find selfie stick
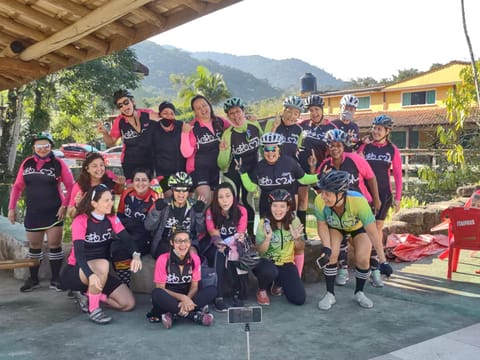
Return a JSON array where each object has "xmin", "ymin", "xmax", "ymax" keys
[{"xmin": 245, "ymin": 323, "xmax": 251, "ymax": 360}]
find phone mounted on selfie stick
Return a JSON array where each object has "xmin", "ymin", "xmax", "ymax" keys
[{"xmin": 228, "ymin": 306, "xmax": 262, "ymax": 360}]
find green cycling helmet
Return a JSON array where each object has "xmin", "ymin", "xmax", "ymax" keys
[
  {"xmin": 168, "ymin": 172, "xmax": 193, "ymax": 188},
  {"xmin": 224, "ymin": 97, "xmax": 246, "ymax": 113}
]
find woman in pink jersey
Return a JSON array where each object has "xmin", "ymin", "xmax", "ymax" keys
[
  {"xmin": 8, "ymin": 132, "xmax": 74, "ymax": 292},
  {"xmin": 67, "ymin": 152, "xmax": 125, "ymax": 217},
  {"xmin": 61, "ymin": 184, "xmax": 142, "ymax": 324},
  {"xmin": 181, "ymin": 94, "xmax": 230, "ymax": 207}
]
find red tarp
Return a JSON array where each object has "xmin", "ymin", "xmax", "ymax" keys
[{"xmin": 385, "ymin": 233, "xmax": 449, "ymax": 262}]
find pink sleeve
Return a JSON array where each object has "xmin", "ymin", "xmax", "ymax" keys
[
  {"xmin": 68, "ymin": 183, "xmax": 82, "ymax": 207},
  {"xmin": 220, "ymin": 116, "xmax": 231, "ymax": 129},
  {"xmin": 154, "ymin": 253, "xmax": 169, "ymax": 284},
  {"xmin": 317, "ymin": 159, "xmax": 329, "ymax": 174},
  {"xmin": 357, "ymin": 143, "xmax": 366, "ymax": 154},
  {"xmin": 237, "ymin": 206, "xmax": 248, "ymax": 233},
  {"xmin": 392, "ymin": 146, "xmax": 403, "ymax": 201},
  {"xmin": 72, "ymin": 215, "xmax": 88, "ymax": 241},
  {"xmin": 205, "ymin": 208, "xmax": 216, "ymax": 233},
  {"xmin": 110, "ymin": 117, "xmax": 121, "ymax": 140},
  {"xmin": 180, "ymin": 130, "xmax": 196, "ymax": 158},
  {"xmin": 106, "ymin": 170, "xmax": 117, "ymax": 181},
  {"xmin": 59, "ymin": 159, "xmax": 75, "ymax": 207},
  {"xmin": 8, "ymin": 159, "xmax": 27, "ymax": 210},
  {"xmin": 109, "ymin": 215, "xmax": 126, "ymax": 233},
  {"xmin": 192, "ymin": 253, "xmax": 201, "ymax": 282}
]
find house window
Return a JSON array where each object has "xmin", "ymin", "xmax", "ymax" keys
[
  {"xmin": 402, "ymin": 90, "xmax": 436, "ymax": 106},
  {"xmin": 357, "ymin": 96, "xmax": 370, "ymax": 110},
  {"xmin": 391, "ymin": 131, "xmax": 406, "ymax": 148}
]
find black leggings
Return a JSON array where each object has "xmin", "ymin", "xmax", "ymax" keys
[
  {"xmin": 253, "ymin": 259, "xmax": 306, "ymax": 305},
  {"xmin": 151, "ymin": 286, "xmax": 217, "ymax": 316}
]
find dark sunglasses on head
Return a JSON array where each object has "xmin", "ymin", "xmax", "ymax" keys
[
  {"xmin": 116, "ymin": 99, "xmax": 130, "ymax": 109},
  {"xmin": 172, "ymin": 187, "xmax": 189, "ymax": 192},
  {"xmin": 263, "ymin": 146, "xmax": 277, "ymax": 152}
]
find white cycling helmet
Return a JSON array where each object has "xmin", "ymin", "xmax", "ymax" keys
[
  {"xmin": 261, "ymin": 132, "xmax": 285, "ymax": 146},
  {"xmin": 283, "ymin": 96, "xmax": 304, "ymax": 112},
  {"xmin": 340, "ymin": 94, "xmax": 359, "ymax": 108}
]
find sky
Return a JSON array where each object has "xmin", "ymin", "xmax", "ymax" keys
[{"xmin": 149, "ymin": 0, "xmax": 480, "ymax": 82}]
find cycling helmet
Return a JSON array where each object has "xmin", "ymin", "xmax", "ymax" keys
[
  {"xmin": 304, "ymin": 95, "xmax": 325, "ymax": 109},
  {"xmin": 283, "ymin": 96, "xmax": 304, "ymax": 112},
  {"xmin": 316, "ymin": 170, "xmax": 350, "ymax": 194},
  {"xmin": 168, "ymin": 172, "xmax": 193, "ymax": 188},
  {"xmin": 268, "ymin": 189, "xmax": 293, "ymax": 205},
  {"xmin": 340, "ymin": 94, "xmax": 359, "ymax": 108},
  {"xmin": 261, "ymin": 132, "xmax": 284, "ymax": 146},
  {"xmin": 324, "ymin": 129, "xmax": 349, "ymax": 145},
  {"xmin": 32, "ymin": 132, "xmax": 54, "ymax": 146},
  {"xmin": 372, "ymin": 115, "xmax": 394, "ymax": 129},
  {"xmin": 223, "ymin": 97, "xmax": 246, "ymax": 113},
  {"xmin": 113, "ymin": 89, "xmax": 133, "ymax": 105}
]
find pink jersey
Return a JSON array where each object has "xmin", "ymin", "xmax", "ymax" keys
[{"xmin": 154, "ymin": 251, "xmax": 201, "ymax": 284}]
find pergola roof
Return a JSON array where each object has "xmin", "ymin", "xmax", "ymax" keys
[{"xmin": 0, "ymin": 0, "xmax": 241, "ymax": 91}]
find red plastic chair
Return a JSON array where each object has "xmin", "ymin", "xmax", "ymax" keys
[{"xmin": 441, "ymin": 206, "xmax": 480, "ymax": 280}]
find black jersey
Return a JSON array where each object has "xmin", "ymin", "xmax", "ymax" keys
[
  {"xmin": 298, "ymin": 119, "xmax": 337, "ymax": 171},
  {"xmin": 153, "ymin": 120, "xmax": 186, "ymax": 176},
  {"xmin": 118, "ymin": 111, "xmax": 154, "ymax": 164},
  {"xmin": 274, "ymin": 121, "xmax": 303, "ymax": 160},
  {"xmin": 228, "ymin": 123, "xmax": 261, "ymax": 172}
]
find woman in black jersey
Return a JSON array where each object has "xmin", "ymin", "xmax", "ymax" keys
[
  {"xmin": 8, "ymin": 132, "xmax": 74, "ymax": 292},
  {"xmin": 152, "ymin": 101, "xmax": 187, "ymax": 195},
  {"xmin": 60, "ymin": 184, "xmax": 142, "ymax": 324}
]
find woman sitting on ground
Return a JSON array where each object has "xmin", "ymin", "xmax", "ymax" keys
[
  {"xmin": 253, "ymin": 189, "xmax": 306, "ymax": 306},
  {"xmin": 147, "ymin": 228, "xmax": 216, "ymax": 329},
  {"xmin": 60, "ymin": 184, "xmax": 142, "ymax": 324}
]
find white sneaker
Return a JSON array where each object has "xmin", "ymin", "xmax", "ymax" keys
[
  {"xmin": 318, "ymin": 292, "xmax": 336, "ymax": 310},
  {"xmin": 354, "ymin": 291, "xmax": 373, "ymax": 308},
  {"xmin": 370, "ymin": 269, "xmax": 384, "ymax": 287},
  {"xmin": 336, "ymin": 268, "xmax": 349, "ymax": 286}
]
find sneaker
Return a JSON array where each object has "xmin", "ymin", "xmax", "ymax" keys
[
  {"xmin": 232, "ymin": 295, "xmax": 244, "ymax": 307},
  {"xmin": 354, "ymin": 291, "xmax": 373, "ymax": 308},
  {"xmin": 192, "ymin": 306, "xmax": 214, "ymax": 326},
  {"xmin": 214, "ymin": 297, "xmax": 228, "ymax": 312},
  {"xmin": 161, "ymin": 313, "xmax": 173, "ymax": 329},
  {"xmin": 73, "ymin": 291, "xmax": 89, "ymax": 313},
  {"xmin": 370, "ymin": 269, "xmax": 384, "ymax": 288},
  {"xmin": 270, "ymin": 283, "xmax": 283, "ymax": 297},
  {"xmin": 89, "ymin": 308, "xmax": 112, "ymax": 324},
  {"xmin": 49, "ymin": 280, "xmax": 63, "ymax": 292},
  {"xmin": 66, "ymin": 290, "xmax": 75, "ymax": 299},
  {"xmin": 20, "ymin": 278, "xmax": 40, "ymax": 292},
  {"xmin": 336, "ymin": 268, "xmax": 349, "ymax": 286},
  {"xmin": 318, "ymin": 292, "xmax": 336, "ymax": 310},
  {"xmin": 201, "ymin": 313, "xmax": 214, "ymax": 326},
  {"xmin": 256, "ymin": 290, "xmax": 270, "ymax": 305}
]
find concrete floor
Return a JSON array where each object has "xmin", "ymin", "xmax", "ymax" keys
[{"xmin": 1, "ymin": 251, "xmax": 480, "ymax": 360}]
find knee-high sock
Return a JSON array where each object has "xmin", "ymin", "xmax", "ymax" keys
[
  {"xmin": 28, "ymin": 248, "xmax": 43, "ymax": 281},
  {"xmin": 88, "ymin": 292, "xmax": 102, "ymax": 313},
  {"xmin": 294, "ymin": 254, "xmax": 305, "ymax": 277},
  {"xmin": 354, "ymin": 267, "xmax": 371, "ymax": 294},
  {"xmin": 48, "ymin": 247, "xmax": 64, "ymax": 281},
  {"xmin": 323, "ymin": 264, "xmax": 338, "ymax": 295}
]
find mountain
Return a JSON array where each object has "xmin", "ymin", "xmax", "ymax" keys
[
  {"xmin": 130, "ymin": 41, "xmax": 346, "ymax": 103},
  {"xmin": 131, "ymin": 41, "xmax": 282, "ymax": 102},
  {"xmin": 191, "ymin": 52, "xmax": 345, "ymax": 91}
]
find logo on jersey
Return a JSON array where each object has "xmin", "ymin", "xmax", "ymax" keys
[
  {"xmin": 258, "ymin": 172, "xmax": 295, "ymax": 186},
  {"xmin": 231, "ymin": 137, "xmax": 260, "ymax": 155},
  {"xmin": 364, "ymin": 151, "xmax": 392, "ymax": 163},
  {"xmin": 23, "ymin": 166, "xmax": 56, "ymax": 178}
]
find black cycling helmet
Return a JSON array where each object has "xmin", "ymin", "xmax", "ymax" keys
[
  {"xmin": 304, "ymin": 95, "xmax": 325, "ymax": 109},
  {"xmin": 268, "ymin": 189, "xmax": 293, "ymax": 205},
  {"xmin": 168, "ymin": 171, "xmax": 193, "ymax": 188},
  {"xmin": 32, "ymin": 132, "xmax": 54, "ymax": 146},
  {"xmin": 224, "ymin": 97, "xmax": 246, "ymax": 113},
  {"xmin": 316, "ymin": 170, "xmax": 350, "ymax": 194},
  {"xmin": 372, "ymin": 114, "xmax": 394, "ymax": 129},
  {"xmin": 113, "ymin": 89, "xmax": 133, "ymax": 105}
]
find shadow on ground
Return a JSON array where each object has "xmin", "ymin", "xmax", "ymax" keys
[{"xmin": 1, "ymin": 251, "xmax": 479, "ymax": 360}]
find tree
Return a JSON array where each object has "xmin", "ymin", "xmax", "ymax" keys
[
  {"xmin": 391, "ymin": 68, "xmax": 420, "ymax": 82},
  {"xmin": 461, "ymin": 0, "xmax": 480, "ymax": 106},
  {"xmin": 171, "ymin": 65, "xmax": 231, "ymax": 107},
  {"xmin": 348, "ymin": 77, "xmax": 378, "ymax": 88}
]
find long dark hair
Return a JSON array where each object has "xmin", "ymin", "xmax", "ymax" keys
[
  {"xmin": 210, "ymin": 182, "xmax": 241, "ymax": 229},
  {"xmin": 77, "ymin": 152, "xmax": 115, "ymax": 192},
  {"xmin": 76, "ymin": 184, "xmax": 115, "ymax": 216}
]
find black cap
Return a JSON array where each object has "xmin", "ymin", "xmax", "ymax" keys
[{"xmin": 158, "ymin": 101, "xmax": 176, "ymax": 114}]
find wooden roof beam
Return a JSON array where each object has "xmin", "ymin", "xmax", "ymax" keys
[
  {"xmin": 18, "ymin": 0, "xmax": 154, "ymax": 61},
  {"xmin": 184, "ymin": 0, "xmax": 208, "ymax": 13},
  {"xmin": 0, "ymin": 58, "xmax": 49, "ymax": 78},
  {"xmin": 131, "ymin": 7, "xmax": 167, "ymax": 26}
]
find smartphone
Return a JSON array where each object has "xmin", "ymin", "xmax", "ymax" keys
[{"xmin": 228, "ymin": 306, "xmax": 262, "ymax": 324}]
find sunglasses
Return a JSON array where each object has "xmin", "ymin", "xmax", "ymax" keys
[
  {"xmin": 172, "ymin": 187, "xmax": 189, "ymax": 192},
  {"xmin": 263, "ymin": 146, "xmax": 277, "ymax": 152},
  {"xmin": 116, "ymin": 99, "xmax": 130, "ymax": 109},
  {"xmin": 34, "ymin": 144, "xmax": 51, "ymax": 150},
  {"xmin": 133, "ymin": 178, "xmax": 149, "ymax": 182},
  {"xmin": 173, "ymin": 238, "xmax": 190, "ymax": 244}
]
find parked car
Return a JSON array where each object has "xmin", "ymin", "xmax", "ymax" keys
[
  {"xmin": 59, "ymin": 143, "xmax": 100, "ymax": 160},
  {"xmin": 103, "ymin": 145, "xmax": 122, "ymax": 167}
]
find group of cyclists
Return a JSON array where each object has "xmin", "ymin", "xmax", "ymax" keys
[{"xmin": 8, "ymin": 88, "xmax": 400, "ymax": 327}]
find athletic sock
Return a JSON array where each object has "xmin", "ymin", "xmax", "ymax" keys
[
  {"xmin": 354, "ymin": 267, "xmax": 371, "ymax": 293},
  {"xmin": 48, "ymin": 247, "xmax": 64, "ymax": 281},
  {"xmin": 323, "ymin": 264, "xmax": 338, "ymax": 295},
  {"xmin": 28, "ymin": 248, "xmax": 43, "ymax": 282},
  {"xmin": 88, "ymin": 292, "xmax": 102, "ymax": 313},
  {"xmin": 294, "ymin": 254, "xmax": 305, "ymax": 277}
]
